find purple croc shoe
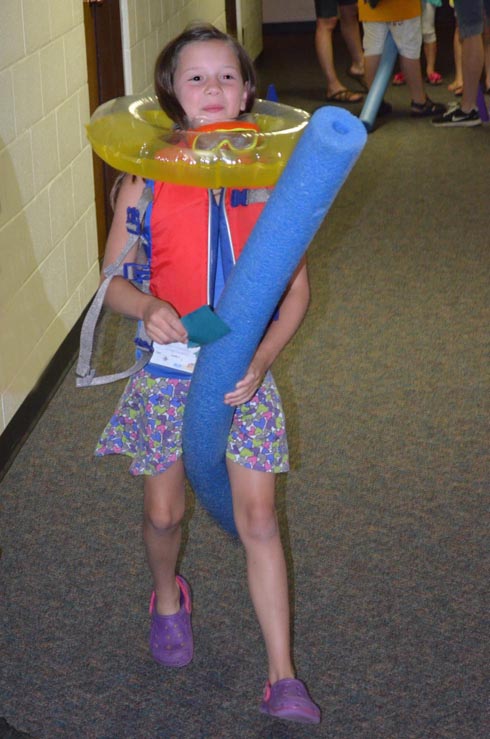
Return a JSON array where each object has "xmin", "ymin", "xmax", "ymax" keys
[
  {"xmin": 260, "ymin": 678, "xmax": 321, "ymax": 724},
  {"xmin": 149, "ymin": 575, "xmax": 193, "ymax": 667}
]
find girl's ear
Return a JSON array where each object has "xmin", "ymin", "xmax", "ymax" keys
[{"xmin": 240, "ymin": 81, "xmax": 250, "ymax": 111}]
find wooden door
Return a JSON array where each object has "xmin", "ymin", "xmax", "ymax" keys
[
  {"xmin": 226, "ymin": 0, "xmax": 243, "ymax": 43},
  {"xmin": 83, "ymin": 0, "xmax": 125, "ymax": 257},
  {"xmin": 226, "ymin": 0, "xmax": 238, "ymax": 37}
]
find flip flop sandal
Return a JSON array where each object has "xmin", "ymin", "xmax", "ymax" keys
[
  {"xmin": 325, "ymin": 88, "xmax": 363, "ymax": 104},
  {"xmin": 392, "ymin": 72, "xmax": 406, "ymax": 86},
  {"xmin": 426, "ymin": 72, "xmax": 443, "ymax": 85},
  {"xmin": 448, "ymin": 83, "xmax": 463, "ymax": 96}
]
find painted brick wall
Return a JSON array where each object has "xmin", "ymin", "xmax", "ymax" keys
[
  {"xmin": 0, "ymin": 0, "xmax": 262, "ymax": 437},
  {"xmin": 0, "ymin": 0, "xmax": 99, "ymax": 433},
  {"xmin": 120, "ymin": 0, "xmax": 262, "ymax": 96}
]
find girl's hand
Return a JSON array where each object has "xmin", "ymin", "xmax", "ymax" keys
[
  {"xmin": 224, "ymin": 359, "xmax": 266, "ymax": 407},
  {"xmin": 142, "ymin": 296, "xmax": 188, "ymax": 345}
]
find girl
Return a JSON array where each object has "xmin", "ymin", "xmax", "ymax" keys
[{"xmin": 95, "ymin": 23, "xmax": 320, "ymax": 725}]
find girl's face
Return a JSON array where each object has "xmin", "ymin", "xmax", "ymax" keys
[{"xmin": 173, "ymin": 40, "xmax": 249, "ymax": 126}]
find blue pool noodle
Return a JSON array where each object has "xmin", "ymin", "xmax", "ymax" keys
[
  {"xmin": 182, "ymin": 106, "xmax": 367, "ymax": 536},
  {"xmin": 360, "ymin": 32, "xmax": 398, "ymax": 133}
]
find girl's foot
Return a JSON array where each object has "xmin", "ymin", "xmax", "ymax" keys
[
  {"xmin": 426, "ymin": 71, "xmax": 443, "ymax": 85},
  {"xmin": 347, "ymin": 68, "xmax": 368, "ymax": 90},
  {"xmin": 149, "ymin": 575, "xmax": 193, "ymax": 667},
  {"xmin": 260, "ymin": 678, "xmax": 321, "ymax": 725},
  {"xmin": 410, "ymin": 97, "xmax": 446, "ymax": 117},
  {"xmin": 325, "ymin": 88, "xmax": 363, "ymax": 104},
  {"xmin": 448, "ymin": 80, "xmax": 463, "ymax": 96}
]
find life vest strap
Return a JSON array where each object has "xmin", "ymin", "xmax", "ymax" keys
[
  {"xmin": 230, "ymin": 188, "xmax": 270, "ymax": 207},
  {"xmin": 76, "ymin": 186, "xmax": 153, "ymax": 387}
]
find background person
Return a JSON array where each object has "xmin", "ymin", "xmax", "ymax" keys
[{"xmin": 315, "ymin": 0, "xmax": 366, "ymax": 103}]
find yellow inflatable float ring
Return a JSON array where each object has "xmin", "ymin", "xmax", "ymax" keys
[{"xmin": 86, "ymin": 95, "xmax": 310, "ymax": 188}]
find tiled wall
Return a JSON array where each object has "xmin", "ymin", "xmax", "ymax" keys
[
  {"xmin": 0, "ymin": 0, "xmax": 262, "ymax": 438},
  {"xmin": 0, "ymin": 0, "xmax": 99, "ymax": 434}
]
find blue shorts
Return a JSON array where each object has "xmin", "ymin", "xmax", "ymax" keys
[
  {"xmin": 454, "ymin": 0, "xmax": 490, "ymax": 39},
  {"xmin": 315, "ymin": 0, "xmax": 358, "ymax": 20}
]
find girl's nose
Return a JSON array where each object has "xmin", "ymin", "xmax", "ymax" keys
[{"xmin": 205, "ymin": 77, "xmax": 221, "ymax": 94}]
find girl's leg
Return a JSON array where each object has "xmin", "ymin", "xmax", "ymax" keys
[
  {"xmin": 364, "ymin": 54, "xmax": 381, "ymax": 88},
  {"xmin": 315, "ymin": 16, "xmax": 363, "ymax": 100},
  {"xmin": 339, "ymin": 2, "xmax": 365, "ymax": 76},
  {"xmin": 228, "ymin": 461, "xmax": 294, "ymax": 684},
  {"xmin": 315, "ymin": 16, "xmax": 343, "ymax": 96},
  {"xmin": 448, "ymin": 25, "xmax": 464, "ymax": 92},
  {"xmin": 143, "ymin": 460, "xmax": 186, "ymax": 615},
  {"xmin": 423, "ymin": 40, "xmax": 438, "ymax": 79},
  {"xmin": 421, "ymin": 2, "xmax": 439, "ymax": 79},
  {"xmin": 400, "ymin": 55, "xmax": 426, "ymax": 104},
  {"xmin": 460, "ymin": 33, "xmax": 484, "ymax": 113}
]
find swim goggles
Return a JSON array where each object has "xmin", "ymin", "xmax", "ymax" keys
[{"xmin": 189, "ymin": 121, "xmax": 261, "ymax": 154}]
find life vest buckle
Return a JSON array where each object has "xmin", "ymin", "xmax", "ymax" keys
[{"xmin": 123, "ymin": 262, "xmax": 150, "ymax": 285}]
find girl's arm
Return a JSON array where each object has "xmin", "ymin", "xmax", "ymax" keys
[
  {"xmin": 224, "ymin": 256, "xmax": 310, "ymax": 406},
  {"xmin": 102, "ymin": 175, "xmax": 187, "ymax": 345}
]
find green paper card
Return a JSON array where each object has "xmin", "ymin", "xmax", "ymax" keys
[{"xmin": 182, "ymin": 305, "xmax": 230, "ymax": 347}]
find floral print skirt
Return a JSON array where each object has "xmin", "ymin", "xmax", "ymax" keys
[{"xmin": 95, "ymin": 370, "xmax": 289, "ymax": 476}]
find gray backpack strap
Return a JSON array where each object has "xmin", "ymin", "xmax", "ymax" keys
[{"xmin": 76, "ymin": 186, "xmax": 153, "ymax": 388}]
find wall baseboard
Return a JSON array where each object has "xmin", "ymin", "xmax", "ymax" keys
[{"xmin": 0, "ymin": 311, "xmax": 87, "ymax": 482}]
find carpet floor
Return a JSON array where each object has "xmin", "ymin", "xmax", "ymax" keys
[{"xmin": 1, "ymin": 14, "xmax": 489, "ymax": 739}]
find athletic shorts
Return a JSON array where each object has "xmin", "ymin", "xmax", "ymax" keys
[
  {"xmin": 363, "ymin": 18, "xmax": 422, "ymax": 59},
  {"xmin": 315, "ymin": 0, "xmax": 358, "ymax": 20},
  {"xmin": 454, "ymin": 0, "xmax": 490, "ymax": 39},
  {"xmin": 95, "ymin": 369, "xmax": 289, "ymax": 476}
]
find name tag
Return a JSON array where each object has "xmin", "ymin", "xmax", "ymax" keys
[{"xmin": 150, "ymin": 341, "xmax": 200, "ymax": 375}]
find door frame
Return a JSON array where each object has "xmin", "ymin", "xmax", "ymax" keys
[
  {"xmin": 226, "ymin": 0, "xmax": 243, "ymax": 42},
  {"xmin": 83, "ymin": 0, "xmax": 125, "ymax": 257}
]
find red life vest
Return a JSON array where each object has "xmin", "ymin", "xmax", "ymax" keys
[{"xmin": 148, "ymin": 182, "xmax": 269, "ymax": 316}]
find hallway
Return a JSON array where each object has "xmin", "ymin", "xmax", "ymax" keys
[{"xmin": 1, "ymin": 19, "xmax": 489, "ymax": 738}]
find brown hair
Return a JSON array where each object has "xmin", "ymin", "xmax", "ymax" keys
[{"xmin": 154, "ymin": 22, "xmax": 256, "ymax": 129}]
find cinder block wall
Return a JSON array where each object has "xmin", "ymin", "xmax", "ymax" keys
[
  {"xmin": 120, "ymin": 0, "xmax": 263, "ymax": 95},
  {"xmin": 0, "ymin": 0, "xmax": 262, "ymax": 437},
  {"xmin": 0, "ymin": 0, "xmax": 99, "ymax": 434}
]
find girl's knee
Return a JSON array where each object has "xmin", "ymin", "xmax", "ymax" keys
[
  {"xmin": 317, "ymin": 16, "xmax": 338, "ymax": 33},
  {"xmin": 228, "ymin": 464, "xmax": 278, "ymax": 542},
  {"xmin": 145, "ymin": 498, "xmax": 184, "ymax": 533},
  {"xmin": 235, "ymin": 501, "xmax": 279, "ymax": 543},
  {"xmin": 144, "ymin": 466, "xmax": 185, "ymax": 533}
]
